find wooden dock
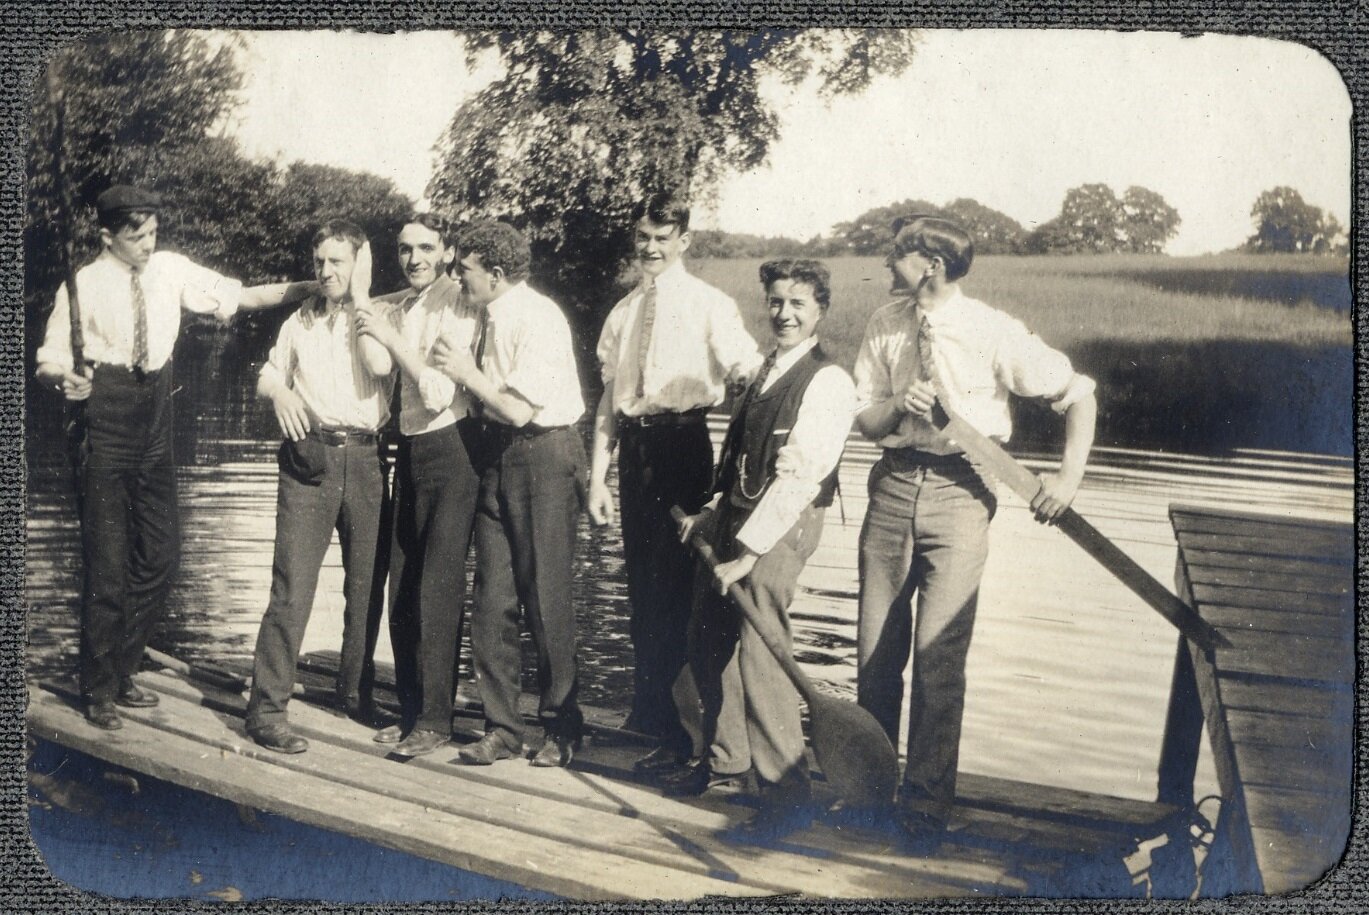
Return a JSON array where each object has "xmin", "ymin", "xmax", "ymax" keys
[
  {"xmin": 1157, "ymin": 505, "xmax": 1354, "ymax": 895},
  {"xmin": 27, "ymin": 649, "xmax": 1182, "ymax": 900}
]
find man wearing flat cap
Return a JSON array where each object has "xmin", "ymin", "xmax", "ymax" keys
[{"xmin": 35, "ymin": 184, "xmax": 315, "ymax": 732}]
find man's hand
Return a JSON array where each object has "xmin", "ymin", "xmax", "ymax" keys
[
  {"xmin": 587, "ymin": 479, "xmax": 616, "ymax": 526},
  {"xmin": 353, "ymin": 302, "xmax": 398, "ymax": 349},
  {"xmin": 712, "ymin": 550, "xmax": 758, "ymax": 595},
  {"xmin": 350, "ymin": 241, "xmax": 373, "ymax": 300},
  {"xmin": 901, "ymin": 379, "xmax": 937, "ymax": 419},
  {"xmin": 271, "ymin": 386, "xmax": 312, "ymax": 442},
  {"xmin": 1030, "ymin": 473, "xmax": 1079, "ymax": 525},
  {"xmin": 58, "ymin": 367, "xmax": 92, "ymax": 401},
  {"xmin": 676, "ymin": 508, "xmax": 712, "ymax": 545},
  {"xmin": 431, "ymin": 332, "xmax": 477, "ymax": 384}
]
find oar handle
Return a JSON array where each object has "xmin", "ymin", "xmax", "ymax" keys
[
  {"xmin": 145, "ymin": 646, "xmax": 251, "ymax": 693},
  {"xmin": 671, "ymin": 506, "xmax": 817, "ymax": 704},
  {"xmin": 933, "ymin": 403, "xmax": 1229, "ymax": 651}
]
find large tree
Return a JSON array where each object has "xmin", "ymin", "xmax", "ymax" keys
[
  {"xmin": 1119, "ymin": 186, "xmax": 1181, "ymax": 254},
  {"xmin": 1243, "ymin": 186, "xmax": 1343, "ymax": 254},
  {"xmin": 831, "ymin": 198, "xmax": 941, "ymax": 256},
  {"xmin": 938, "ymin": 198, "xmax": 1026, "ymax": 255},
  {"xmin": 428, "ymin": 29, "xmax": 919, "ymax": 318},
  {"xmin": 1025, "ymin": 183, "xmax": 1180, "ymax": 254}
]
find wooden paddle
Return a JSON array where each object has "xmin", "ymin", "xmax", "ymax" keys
[
  {"xmin": 671, "ymin": 506, "xmax": 899, "ymax": 808},
  {"xmin": 929, "ymin": 403, "xmax": 1230, "ymax": 651}
]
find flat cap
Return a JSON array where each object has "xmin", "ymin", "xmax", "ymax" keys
[{"xmin": 96, "ymin": 185, "xmax": 163, "ymax": 216}]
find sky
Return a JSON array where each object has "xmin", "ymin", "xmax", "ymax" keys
[{"xmin": 227, "ymin": 29, "xmax": 1351, "ymax": 256}]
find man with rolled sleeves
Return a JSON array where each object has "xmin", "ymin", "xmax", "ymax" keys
[
  {"xmin": 34, "ymin": 185, "xmax": 315, "ymax": 731},
  {"xmin": 432, "ymin": 221, "xmax": 587, "ymax": 769},
  {"xmin": 244, "ymin": 220, "xmax": 397, "ymax": 754},
  {"xmin": 587, "ymin": 192, "xmax": 761, "ymax": 774},
  {"xmin": 352, "ymin": 212, "xmax": 481, "ymax": 757}
]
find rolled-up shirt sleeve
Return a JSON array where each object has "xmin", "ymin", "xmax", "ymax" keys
[
  {"xmin": 502, "ymin": 317, "xmax": 574, "ymax": 412},
  {"xmin": 167, "ymin": 252, "xmax": 244, "ymax": 321},
  {"xmin": 707, "ymin": 295, "xmax": 763, "ymax": 385},
  {"xmin": 259, "ymin": 313, "xmax": 298, "ymax": 390},
  {"xmin": 736, "ymin": 365, "xmax": 856, "ymax": 555},
  {"xmin": 596, "ymin": 300, "xmax": 628, "ymax": 385},
  {"xmin": 36, "ymin": 283, "xmax": 75, "ymax": 372},
  {"xmin": 993, "ymin": 317, "xmax": 1091, "ymax": 407},
  {"xmin": 852, "ymin": 318, "xmax": 893, "ymax": 418}
]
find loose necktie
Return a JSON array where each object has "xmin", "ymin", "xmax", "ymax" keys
[
  {"xmin": 130, "ymin": 267, "xmax": 149, "ymax": 371},
  {"xmin": 916, "ymin": 311, "xmax": 938, "ymax": 388},
  {"xmin": 746, "ymin": 349, "xmax": 778, "ymax": 407},
  {"xmin": 472, "ymin": 308, "xmax": 488, "ymax": 371},
  {"xmin": 634, "ymin": 283, "xmax": 657, "ymax": 400}
]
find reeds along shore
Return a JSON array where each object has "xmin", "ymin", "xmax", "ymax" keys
[{"xmin": 693, "ymin": 253, "xmax": 1352, "ymax": 457}]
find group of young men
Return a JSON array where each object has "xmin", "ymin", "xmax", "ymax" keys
[{"xmin": 37, "ymin": 185, "xmax": 1096, "ymax": 846}]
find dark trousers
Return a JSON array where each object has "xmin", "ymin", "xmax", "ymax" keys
[
  {"xmin": 690, "ymin": 502, "xmax": 822, "ymax": 800},
  {"xmin": 246, "ymin": 438, "xmax": 385, "ymax": 731},
  {"xmin": 388, "ymin": 420, "xmax": 480, "ymax": 734},
  {"xmin": 471, "ymin": 425, "xmax": 586, "ymax": 749},
  {"xmin": 76, "ymin": 364, "xmax": 179, "ymax": 704},
  {"xmin": 618, "ymin": 420, "xmax": 714, "ymax": 754}
]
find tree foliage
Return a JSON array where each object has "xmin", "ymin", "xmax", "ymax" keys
[
  {"xmin": 428, "ymin": 29, "xmax": 920, "ymax": 317},
  {"xmin": 1243, "ymin": 186, "xmax": 1343, "ymax": 254},
  {"xmin": 1025, "ymin": 183, "xmax": 1179, "ymax": 254},
  {"xmin": 831, "ymin": 197, "xmax": 1024, "ymax": 255}
]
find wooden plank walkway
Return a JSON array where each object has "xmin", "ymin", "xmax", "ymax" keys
[
  {"xmin": 28, "ymin": 655, "xmax": 1180, "ymax": 900},
  {"xmin": 1160, "ymin": 504, "xmax": 1353, "ymax": 895}
]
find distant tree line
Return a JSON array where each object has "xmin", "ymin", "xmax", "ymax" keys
[{"xmin": 1242, "ymin": 187, "xmax": 1345, "ymax": 255}]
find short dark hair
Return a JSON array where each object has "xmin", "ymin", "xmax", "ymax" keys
[
  {"xmin": 312, "ymin": 219, "xmax": 368, "ymax": 254},
  {"xmin": 632, "ymin": 191, "xmax": 690, "ymax": 233},
  {"xmin": 759, "ymin": 258, "xmax": 832, "ymax": 310},
  {"xmin": 892, "ymin": 215, "xmax": 974, "ymax": 281},
  {"xmin": 458, "ymin": 221, "xmax": 531, "ymax": 282},
  {"xmin": 98, "ymin": 209, "xmax": 157, "ymax": 233},
  {"xmin": 403, "ymin": 212, "xmax": 457, "ymax": 249}
]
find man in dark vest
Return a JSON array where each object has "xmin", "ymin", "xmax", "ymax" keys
[{"xmin": 671, "ymin": 258, "xmax": 855, "ymax": 839}]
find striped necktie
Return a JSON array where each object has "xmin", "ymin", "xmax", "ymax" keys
[
  {"xmin": 634, "ymin": 283, "xmax": 657, "ymax": 400},
  {"xmin": 130, "ymin": 267, "xmax": 149, "ymax": 371},
  {"xmin": 917, "ymin": 311, "xmax": 938, "ymax": 388}
]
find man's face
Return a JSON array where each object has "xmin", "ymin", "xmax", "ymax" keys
[
  {"xmin": 398, "ymin": 222, "xmax": 453, "ymax": 292},
  {"xmin": 766, "ymin": 278, "xmax": 824, "ymax": 352},
  {"xmin": 886, "ymin": 247, "xmax": 934, "ymax": 296},
  {"xmin": 455, "ymin": 252, "xmax": 498, "ymax": 307},
  {"xmin": 103, "ymin": 216, "xmax": 158, "ymax": 271},
  {"xmin": 313, "ymin": 237, "xmax": 357, "ymax": 302},
  {"xmin": 634, "ymin": 218, "xmax": 689, "ymax": 279}
]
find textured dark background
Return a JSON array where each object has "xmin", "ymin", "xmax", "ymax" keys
[{"xmin": 3, "ymin": 3, "xmax": 1364, "ymax": 912}]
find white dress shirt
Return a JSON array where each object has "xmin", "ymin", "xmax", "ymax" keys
[
  {"xmin": 37, "ymin": 250, "xmax": 243, "ymax": 372},
  {"xmin": 731, "ymin": 337, "xmax": 857, "ymax": 556},
  {"xmin": 597, "ymin": 259, "xmax": 762, "ymax": 416},
  {"xmin": 484, "ymin": 281, "xmax": 584, "ymax": 428},
  {"xmin": 259, "ymin": 297, "xmax": 393, "ymax": 433},
  {"xmin": 393, "ymin": 276, "xmax": 478, "ymax": 436},
  {"xmin": 853, "ymin": 289, "xmax": 1095, "ymax": 453}
]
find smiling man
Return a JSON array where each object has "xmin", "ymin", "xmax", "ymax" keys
[
  {"xmin": 34, "ymin": 184, "xmax": 316, "ymax": 732},
  {"xmin": 352, "ymin": 213, "xmax": 481, "ymax": 757},
  {"xmin": 244, "ymin": 219, "xmax": 397, "ymax": 754},
  {"xmin": 587, "ymin": 192, "xmax": 760, "ymax": 776}
]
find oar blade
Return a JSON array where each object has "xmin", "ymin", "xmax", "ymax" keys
[{"xmin": 807, "ymin": 692, "xmax": 899, "ymax": 808}]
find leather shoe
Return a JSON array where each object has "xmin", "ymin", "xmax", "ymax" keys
[
  {"xmin": 633, "ymin": 746, "xmax": 688, "ymax": 776},
  {"xmin": 249, "ymin": 724, "xmax": 309, "ymax": 754},
  {"xmin": 458, "ymin": 732, "xmax": 518, "ymax": 765},
  {"xmin": 372, "ymin": 724, "xmax": 405, "ymax": 744},
  {"xmin": 85, "ymin": 701, "xmax": 123, "ymax": 731},
  {"xmin": 661, "ymin": 761, "xmax": 753, "ymax": 797},
  {"xmin": 895, "ymin": 809, "xmax": 947, "ymax": 855},
  {"xmin": 529, "ymin": 735, "xmax": 578, "ymax": 768},
  {"xmin": 395, "ymin": 729, "xmax": 448, "ymax": 757},
  {"xmin": 719, "ymin": 802, "xmax": 817, "ymax": 844},
  {"xmin": 115, "ymin": 681, "xmax": 159, "ymax": 708}
]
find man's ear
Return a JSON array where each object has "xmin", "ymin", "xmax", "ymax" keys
[
  {"xmin": 488, "ymin": 265, "xmax": 506, "ymax": 287},
  {"xmin": 98, "ymin": 228, "xmax": 114, "ymax": 249},
  {"xmin": 440, "ymin": 247, "xmax": 456, "ymax": 268},
  {"xmin": 677, "ymin": 230, "xmax": 692, "ymax": 254}
]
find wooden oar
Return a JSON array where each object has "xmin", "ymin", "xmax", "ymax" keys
[
  {"xmin": 930, "ymin": 403, "xmax": 1230, "ymax": 651},
  {"xmin": 671, "ymin": 507, "xmax": 899, "ymax": 808}
]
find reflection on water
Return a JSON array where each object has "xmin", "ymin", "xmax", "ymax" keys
[{"xmin": 24, "ymin": 321, "xmax": 1354, "ymax": 803}]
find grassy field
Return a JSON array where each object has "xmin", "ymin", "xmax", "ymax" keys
[{"xmin": 692, "ymin": 254, "xmax": 1352, "ymax": 455}]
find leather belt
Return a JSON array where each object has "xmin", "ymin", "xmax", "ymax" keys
[
  {"xmin": 617, "ymin": 408, "xmax": 709, "ymax": 430},
  {"xmin": 310, "ymin": 427, "xmax": 379, "ymax": 446}
]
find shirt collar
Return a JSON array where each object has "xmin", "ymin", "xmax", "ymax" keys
[
  {"xmin": 98, "ymin": 250, "xmax": 142, "ymax": 275},
  {"xmin": 915, "ymin": 288, "xmax": 966, "ymax": 326},
  {"xmin": 642, "ymin": 258, "xmax": 688, "ymax": 293},
  {"xmin": 487, "ymin": 280, "xmax": 529, "ymax": 316},
  {"xmin": 409, "ymin": 273, "xmax": 455, "ymax": 309},
  {"xmin": 771, "ymin": 335, "xmax": 820, "ymax": 377}
]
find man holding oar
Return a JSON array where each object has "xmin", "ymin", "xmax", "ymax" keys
[
  {"xmin": 244, "ymin": 221, "xmax": 396, "ymax": 754},
  {"xmin": 35, "ymin": 185, "xmax": 316, "ymax": 732},
  {"xmin": 352, "ymin": 213, "xmax": 481, "ymax": 757},
  {"xmin": 852, "ymin": 215, "xmax": 1097, "ymax": 848},
  {"xmin": 673, "ymin": 259, "xmax": 855, "ymax": 839},
  {"xmin": 588, "ymin": 191, "xmax": 761, "ymax": 776}
]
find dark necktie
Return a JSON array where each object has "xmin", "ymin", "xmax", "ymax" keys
[
  {"xmin": 917, "ymin": 312, "xmax": 938, "ymax": 388},
  {"xmin": 130, "ymin": 267, "xmax": 149, "ymax": 371},
  {"xmin": 742, "ymin": 349, "xmax": 777, "ymax": 411},
  {"xmin": 634, "ymin": 283, "xmax": 657, "ymax": 399},
  {"xmin": 472, "ymin": 308, "xmax": 488, "ymax": 371}
]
